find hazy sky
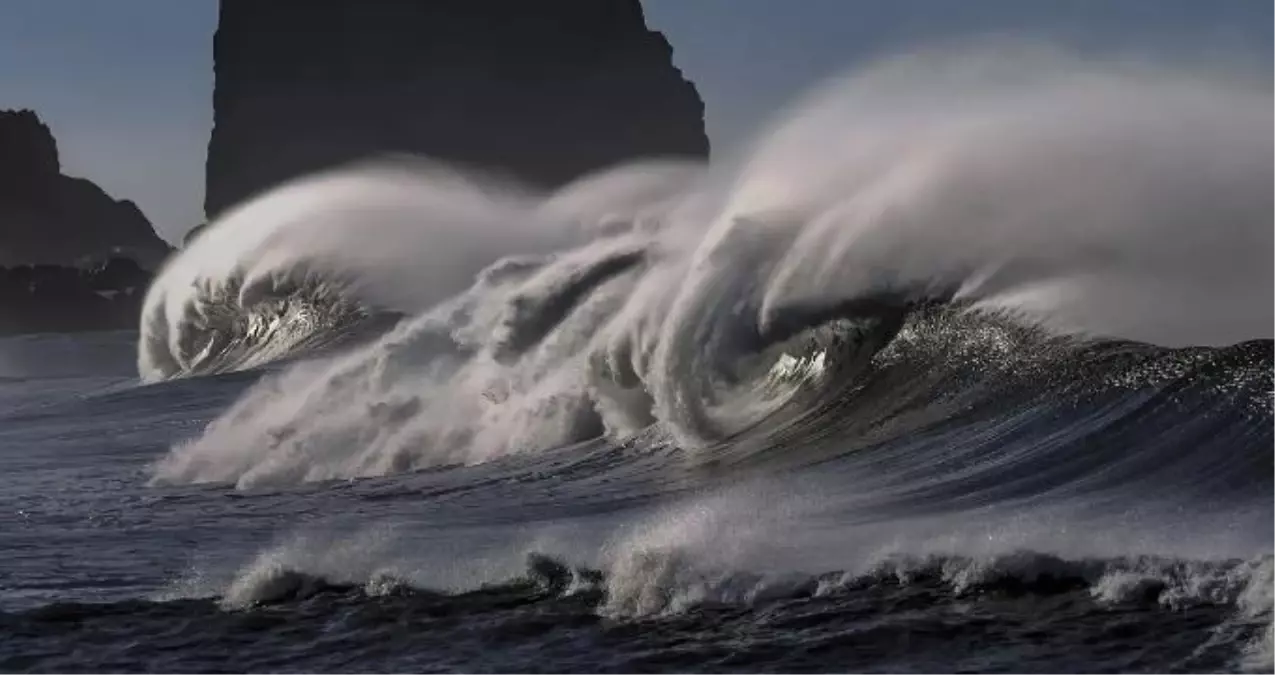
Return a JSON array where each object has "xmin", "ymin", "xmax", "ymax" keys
[{"xmin": 1, "ymin": 0, "xmax": 1269, "ymax": 244}]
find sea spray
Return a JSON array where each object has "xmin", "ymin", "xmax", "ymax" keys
[{"xmin": 143, "ymin": 45, "xmax": 1272, "ymax": 487}]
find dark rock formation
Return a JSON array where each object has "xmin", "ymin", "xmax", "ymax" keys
[
  {"xmin": 0, "ymin": 110, "xmax": 170, "ymax": 334},
  {"xmin": 0, "ymin": 110, "xmax": 172, "ymax": 269},
  {"xmin": 0, "ymin": 258, "xmax": 151, "ymax": 334},
  {"xmin": 205, "ymin": 0, "xmax": 709, "ymax": 219}
]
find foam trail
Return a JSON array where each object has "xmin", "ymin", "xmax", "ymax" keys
[{"xmin": 144, "ymin": 45, "xmax": 1272, "ymax": 487}]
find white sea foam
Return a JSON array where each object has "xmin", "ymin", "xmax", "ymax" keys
[{"xmin": 142, "ymin": 45, "xmax": 1272, "ymax": 488}]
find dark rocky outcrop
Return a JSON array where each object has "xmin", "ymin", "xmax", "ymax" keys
[
  {"xmin": 0, "ymin": 258, "xmax": 152, "ymax": 334},
  {"xmin": 0, "ymin": 110, "xmax": 172, "ymax": 268},
  {"xmin": 205, "ymin": 0, "xmax": 709, "ymax": 220},
  {"xmin": 1, "ymin": 110, "xmax": 171, "ymax": 334}
]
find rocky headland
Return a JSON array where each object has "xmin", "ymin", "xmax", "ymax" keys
[{"xmin": 0, "ymin": 110, "xmax": 172, "ymax": 334}]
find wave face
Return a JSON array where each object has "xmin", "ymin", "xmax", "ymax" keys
[{"xmin": 142, "ymin": 47, "xmax": 1272, "ymax": 489}]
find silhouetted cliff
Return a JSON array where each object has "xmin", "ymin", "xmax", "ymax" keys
[
  {"xmin": 0, "ymin": 110, "xmax": 171, "ymax": 268},
  {"xmin": 205, "ymin": 0, "xmax": 709, "ymax": 219},
  {"xmin": 0, "ymin": 109, "xmax": 170, "ymax": 334}
]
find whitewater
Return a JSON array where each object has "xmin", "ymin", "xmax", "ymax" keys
[{"xmin": 1, "ymin": 47, "xmax": 1270, "ymax": 672}]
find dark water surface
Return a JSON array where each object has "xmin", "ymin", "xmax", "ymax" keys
[{"xmin": 0, "ymin": 329, "xmax": 1270, "ymax": 673}]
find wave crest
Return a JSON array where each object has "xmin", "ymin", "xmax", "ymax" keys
[{"xmin": 142, "ymin": 46, "xmax": 1272, "ymax": 488}]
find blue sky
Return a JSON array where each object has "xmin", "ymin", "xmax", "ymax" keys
[{"xmin": 1, "ymin": 0, "xmax": 1269, "ymax": 244}]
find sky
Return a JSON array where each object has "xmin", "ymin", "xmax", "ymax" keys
[{"xmin": 0, "ymin": 0, "xmax": 1270, "ymax": 244}]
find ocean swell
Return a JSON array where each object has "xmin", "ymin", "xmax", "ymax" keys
[{"xmin": 140, "ymin": 46, "xmax": 1273, "ymax": 489}]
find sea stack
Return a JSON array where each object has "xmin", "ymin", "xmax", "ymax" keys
[{"xmin": 204, "ymin": 0, "xmax": 710, "ymax": 220}]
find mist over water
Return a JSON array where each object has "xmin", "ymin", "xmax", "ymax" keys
[{"xmin": 140, "ymin": 47, "xmax": 1271, "ymax": 488}]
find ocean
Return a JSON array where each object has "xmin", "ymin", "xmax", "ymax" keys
[{"xmin": 1, "ymin": 49, "xmax": 1271, "ymax": 673}]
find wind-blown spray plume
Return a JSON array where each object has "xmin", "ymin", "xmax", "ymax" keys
[{"xmin": 141, "ymin": 47, "xmax": 1272, "ymax": 488}]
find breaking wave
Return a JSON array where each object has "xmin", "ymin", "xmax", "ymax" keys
[{"xmin": 140, "ymin": 47, "xmax": 1271, "ymax": 489}]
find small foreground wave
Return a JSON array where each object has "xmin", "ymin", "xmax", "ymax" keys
[{"xmin": 4, "ymin": 550, "xmax": 1266, "ymax": 673}]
